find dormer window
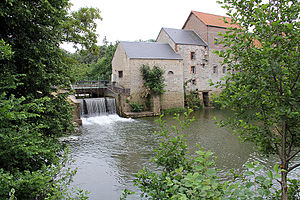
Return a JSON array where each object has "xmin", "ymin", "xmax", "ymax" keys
[{"xmin": 190, "ymin": 52, "xmax": 195, "ymax": 60}]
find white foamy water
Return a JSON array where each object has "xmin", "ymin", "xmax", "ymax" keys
[{"xmin": 82, "ymin": 114, "xmax": 134, "ymax": 126}]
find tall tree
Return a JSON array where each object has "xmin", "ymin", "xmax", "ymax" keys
[
  {"xmin": 215, "ymin": 0, "xmax": 299, "ymax": 199},
  {"xmin": 0, "ymin": 0, "xmax": 101, "ymax": 198}
]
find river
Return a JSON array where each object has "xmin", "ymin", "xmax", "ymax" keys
[{"xmin": 68, "ymin": 109, "xmax": 299, "ymax": 199}]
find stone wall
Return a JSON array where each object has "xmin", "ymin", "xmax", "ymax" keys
[
  {"xmin": 183, "ymin": 13, "xmax": 208, "ymax": 44},
  {"xmin": 176, "ymin": 44, "xmax": 210, "ymax": 92},
  {"xmin": 111, "ymin": 44, "xmax": 131, "ymax": 88},
  {"xmin": 128, "ymin": 59, "xmax": 184, "ymax": 109},
  {"xmin": 182, "ymin": 14, "xmax": 228, "ymax": 96},
  {"xmin": 68, "ymin": 95, "xmax": 82, "ymax": 126},
  {"xmin": 156, "ymin": 29, "xmax": 177, "ymax": 50}
]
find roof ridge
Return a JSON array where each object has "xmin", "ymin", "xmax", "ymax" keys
[
  {"xmin": 120, "ymin": 41, "xmax": 175, "ymax": 46},
  {"xmin": 191, "ymin": 10, "xmax": 230, "ymax": 19}
]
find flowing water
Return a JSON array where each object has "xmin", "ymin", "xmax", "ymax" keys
[{"xmin": 68, "ymin": 101, "xmax": 299, "ymax": 199}]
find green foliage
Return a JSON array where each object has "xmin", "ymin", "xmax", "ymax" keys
[
  {"xmin": 185, "ymin": 91, "xmax": 202, "ymax": 109},
  {"xmin": 70, "ymin": 42, "xmax": 118, "ymax": 82},
  {"xmin": 0, "ymin": 39, "xmax": 13, "ymax": 60},
  {"xmin": 129, "ymin": 102, "xmax": 144, "ymax": 112},
  {"xmin": 133, "ymin": 110, "xmax": 226, "ymax": 199},
  {"xmin": 214, "ymin": 0, "xmax": 300, "ymax": 198},
  {"xmin": 64, "ymin": 7, "xmax": 102, "ymax": 52},
  {"xmin": 0, "ymin": 0, "xmax": 101, "ymax": 96},
  {"xmin": 140, "ymin": 65, "xmax": 166, "ymax": 96},
  {"xmin": 0, "ymin": 0, "xmax": 100, "ymax": 198},
  {"xmin": 120, "ymin": 189, "xmax": 135, "ymax": 200},
  {"xmin": 211, "ymin": 93, "xmax": 223, "ymax": 110},
  {"xmin": 0, "ymin": 93, "xmax": 86, "ymax": 199}
]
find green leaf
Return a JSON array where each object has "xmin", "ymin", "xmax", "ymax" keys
[
  {"xmin": 245, "ymin": 162, "xmax": 255, "ymax": 169},
  {"xmin": 267, "ymin": 170, "xmax": 273, "ymax": 179},
  {"xmin": 273, "ymin": 164, "xmax": 279, "ymax": 173},
  {"xmin": 206, "ymin": 168, "xmax": 217, "ymax": 176},
  {"xmin": 244, "ymin": 171, "xmax": 255, "ymax": 176}
]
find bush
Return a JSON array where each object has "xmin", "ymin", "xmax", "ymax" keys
[
  {"xmin": 185, "ymin": 91, "xmax": 202, "ymax": 109},
  {"xmin": 129, "ymin": 102, "xmax": 144, "ymax": 112}
]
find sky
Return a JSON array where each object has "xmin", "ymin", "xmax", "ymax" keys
[{"xmin": 61, "ymin": 0, "xmax": 228, "ymax": 52}]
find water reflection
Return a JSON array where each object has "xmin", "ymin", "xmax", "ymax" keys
[{"xmin": 68, "ymin": 109, "xmax": 299, "ymax": 199}]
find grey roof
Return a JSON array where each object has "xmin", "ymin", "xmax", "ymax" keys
[
  {"xmin": 161, "ymin": 28, "xmax": 207, "ymax": 46},
  {"xmin": 120, "ymin": 41, "xmax": 182, "ymax": 60}
]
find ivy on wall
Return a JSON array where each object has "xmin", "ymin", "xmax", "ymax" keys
[{"xmin": 140, "ymin": 65, "xmax": 166, "ymax": 96}]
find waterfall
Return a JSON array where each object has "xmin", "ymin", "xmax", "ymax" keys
[
  {"xmin": 106, "ymin": 98, "xmax": 116, "ymax": 114},
  {"xmin": 79, "ymin": 97, "xmax": 117, "ymax": 117}
]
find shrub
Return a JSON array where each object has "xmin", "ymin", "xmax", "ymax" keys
[
  {"xmin": 185, "ymin": 91, "xmax": 202, "ymax": 109},
  {"xmin": 129, "ymin": 102, "xmax": 144, "ymax": 112}
]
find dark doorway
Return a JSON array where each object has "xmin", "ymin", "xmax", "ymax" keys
[{"xmin": 202, "ymin": 92, "xmax": 209, "ymax": 107}]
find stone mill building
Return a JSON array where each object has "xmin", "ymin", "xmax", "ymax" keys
[{"xmin": 112, "ymin": 11, "xmax": 237, "ymax": 113}]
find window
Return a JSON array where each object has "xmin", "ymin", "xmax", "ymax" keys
[
  {"xmin": 191, "ymin": 66, "xmax": 196, "ymax": 74},
  {"xmin": 118, "ymin": 70, "xmax": 123, "ymax": 78},
  {"xmin": 213, "ymin": 66, "xmax": 217, "ymax": 73},
  {"xmin": 222, "ymin": 66, "xmax": 226, "ymax": 73},
  {"xmin": 190, "ymin": 52, "xmax": 195, "ymax": 60},
  {"xmin": 168, "ymin": 71, "xmax": 174, "ymax": 75},
  {"xmin": 200, "ymin": 63, "xmax": 205, "ymax": 68},
  {"xmin": 192, "ymin": 79, "xmax": 196, "ymax": 85}
]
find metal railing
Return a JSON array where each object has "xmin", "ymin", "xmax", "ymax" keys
[{"xmin": 71, "ymin": 80, "xmax": 109, "ymax": 89}]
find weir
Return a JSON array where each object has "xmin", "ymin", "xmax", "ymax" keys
[{"xmin": 78, "ymin": 97, "xmax": 116, "ymax": 117}]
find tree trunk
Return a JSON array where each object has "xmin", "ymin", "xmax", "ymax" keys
[
  {"xmin": 281, "ymin": 170, "xmax": 288, "ymax": 200},
  {"xmin": 281, "ymin": 121, "xmax": 288, "ymax": 200}
]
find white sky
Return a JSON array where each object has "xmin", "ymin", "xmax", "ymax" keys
[{"xmin": 62, "ymin": 0, "xmax": 228, "ymax": 52}]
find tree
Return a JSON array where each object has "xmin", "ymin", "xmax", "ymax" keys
[
  {"xmin": 214, "ymin": 0, "xmax": 299, "ymax": 199},
  {"xmin": 0, "ymin": 0, "xmax": 101, "ymax": 198},
  {"xmin": 69, "ymin": 41, "xmax": 118, "ymax": 82}
]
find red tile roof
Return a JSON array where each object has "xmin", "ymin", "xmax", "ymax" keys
[{"xmin": 191, "ymin": 11, "xmax": 239, "ymax": 28}]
